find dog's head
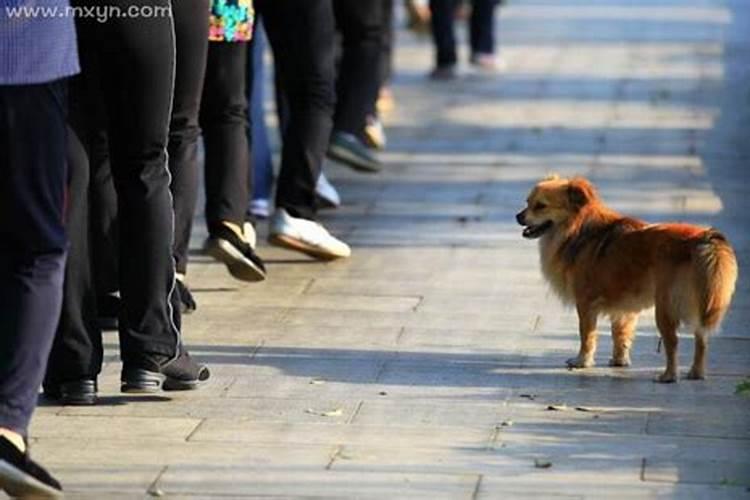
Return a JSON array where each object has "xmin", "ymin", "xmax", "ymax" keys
[{"xmin": 516, "ymin": 175, "xmax": 598, "ymax": 239}]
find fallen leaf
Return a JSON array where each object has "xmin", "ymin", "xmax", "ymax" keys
[
  {"xmin": 378, "ymin": 391, "xmax": 388, "ymax": 396},
  {"xmin": 534, "ymin": 459, "xmax": 552, "ymax": 469},
  {"xmin": 519, "ymin": 394, "xmax": 536, "ymax": 400},
  {"xmin": 575, "ymin": 406, "xmax": 600, "ymax": 413},
  {"xmin": 148, "ymin": 488, "xmax": 165, "ymax": 497},
  {"xmin": 546, "ymin": 404, "xmax": 568, "ymax": 411},
  {"xmin": 499, "ymin": 420, "xmax": 513, "ymax": 427},
  {"xmin": 305, "ymin": 408, "xmax": 343, "ymax": 417},
  {"xmin": 309, "ymin": 378, "xmax": 326, "ymax": 385}
]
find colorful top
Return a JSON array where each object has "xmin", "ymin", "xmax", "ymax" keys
[{"xmin": 209, "ymin": 0, "xmax": 253, "ymax": 43}]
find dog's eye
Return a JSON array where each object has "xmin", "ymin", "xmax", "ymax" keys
[{"xmin": 534, "ymin": 202, "xmax": 547, "ymax": 210}]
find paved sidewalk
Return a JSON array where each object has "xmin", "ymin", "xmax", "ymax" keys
[{"xmin": 22, "ymin": 0, "xmax": 750, "ymax": 498}]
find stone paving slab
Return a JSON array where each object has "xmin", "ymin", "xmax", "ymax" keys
[{"xmin": 11, "ymin": 0, "xmax": 750, "ymax": 498}]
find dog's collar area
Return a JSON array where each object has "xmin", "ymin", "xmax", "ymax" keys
[{"xmin": 522, "ymin": 220, "xmax": 553, "ymax": 239}]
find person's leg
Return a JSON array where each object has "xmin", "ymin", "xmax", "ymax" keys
[
  {"xmin": 332, "ymin": 0, "xmax": 384, "ymax": 137},
  {"xmin": 169, "ymin": 0, "xmax": 209, "ymax": 281},
  {"xmin": 0, "ymin": 80, "xmax": 68, "ymax": 440},
  {"xmin": 429, "ymin": 0, "xmax": 459, "ymax": 69},
  {"xmin": 249, "ymin": 20, "xmax": 275, "ymax": 217},
  {"xmin": 258, "ymin": 0, "xmax": 335, "ymax": 220},
  {"xmin": 469, "ymin": 0, "xmax": 498, "ymax": 61},
  {"xmin": 201, "ymin": 42, "xmax": 251, "ymax": 231},
  {"xmin": 201, "ymin": 41, "xmax": 267, "ymax": 282},
  {"xmin": 89, "ymin": 0, "xmax": 208, "ymax": 390}
]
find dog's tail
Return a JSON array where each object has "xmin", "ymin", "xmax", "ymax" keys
[{"xmin": 693, "ymin": 229, "xmax": 738, "ymax": 330}]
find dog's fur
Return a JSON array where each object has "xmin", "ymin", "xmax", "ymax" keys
[{"xmin": 517, "ymin": 175, "xmax": 738, "ymax": 382}]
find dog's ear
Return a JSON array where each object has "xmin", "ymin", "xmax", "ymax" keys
[{"xmin": 567, "ymin": 177, "xmax": 596, "ymax": 209}]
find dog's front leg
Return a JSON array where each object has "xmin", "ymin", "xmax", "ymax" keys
[
  {"xmin": 610, "ymin": 313, "xmax": 638, "ymax": 367},
  {"xmin": 567, "ymin": 307, "xmax": 597, "ymax": 368}
]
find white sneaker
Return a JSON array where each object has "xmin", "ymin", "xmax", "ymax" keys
[
  {"xmin": 243, "ymin": 221, "xmax": 257, "ymax": 249},
  {"xmin": 316, "ymin": 172, "xmax": 341, "ymax": 209},
  {"xmin": 268, "ymin": 209, "xmax": 351, "ymax": 260}
]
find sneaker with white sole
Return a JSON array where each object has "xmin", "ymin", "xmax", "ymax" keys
[
  {"xmin": 327, "ymin": 131, "xmax": 382, "ymax": 173},
  {"xmin": 316, "ymin": 171, "xmax": 341, "ymax": 209},
  {"xmin": 0, "ymin": 436, "xmax": 63, "ymax": 498},
  {"xmin": 268, "ymin": 209, "xmax": 351, "ymax": 260},
  {"xmin": 204, "ymin": 221, "xmax": 266, "ymax": 282}
]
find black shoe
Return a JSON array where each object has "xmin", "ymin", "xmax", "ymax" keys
[
  {"xmin": 96, "ymin": 293, "xmax": 120, "ymax": 331},
  {"xmin": 204, "ymin": 222, "xmax": 266, "ymax": 282},
  {"xmin": 0, "ymin": 436, "xmax": 63, "ymax": 498},
  {"xmin": 43, "ymin": 379, "xmax": 97, "ymax": 406},
  {"xmin": 327, "ymin": 131, "xmax": 382, "ymax": 173},
  {"xmin": 175, "ymin": 278, "xmax": 197, "ymax": 314},
  {"xmin": 429, "ymin": 64, "xmax": 457, "ymax": 81},
  {"xmin": 121, "ymin": 348, "xmax": 210, "ymax": 393}
]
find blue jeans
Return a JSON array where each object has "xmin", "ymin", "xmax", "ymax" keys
[{"xmin": 249, "ymin": 20, "xmax": 274, "ymax": 205}]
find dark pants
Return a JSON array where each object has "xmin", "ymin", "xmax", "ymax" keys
[
  {"xmin": 332, "ymin": 0, "xmax": 385, "ymax": 135},
  {"xmin": 200, "ymin": 41, "xmax": 251, "ymax": 232},
  {"xmin": 171, "ymin": 0, "xmax": 210, "ymax": 275},
  {"xmin": 257, "ymin": 0, "xmax": 336, "ymax": 220},
  {"xmin": 429, "ymin": 0, "xmax": 498, "ymax": 67},
  {"xmin": 46, "ymin": 0, "xmax": 180, "ymax": 384},
  {"xmin": 0, "ymin": 81, "xmax": 68, "ymax": 435}
]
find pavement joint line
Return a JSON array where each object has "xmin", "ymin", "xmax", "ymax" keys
[
  {"xmin": 147, "ymin": 464, "xmax": 168, "ymax": 497},
  {"xmin": 471, "ymin": 474, "xmax": 484, "ymax": 500},
  {"xmin": 346, "ymin": 401, "xmax": 365, "ymax": 425},
  {"xmin": 300, "ymin": 278, "xmax": 316, "ymax": 295},
  {"xmin": 394, "ymin": 326, "xmax": 407, "ymax": 346},
  {"xmin": 639, "ymin": 457, "xmax": 647, "ymax": 482},
  {"xmin": 184, "ymin": 418, "xmax": 207, "ymax": 443},
  {"xmin": 325, "ymin": 444, "xmax": 343, "ymax": 470}
]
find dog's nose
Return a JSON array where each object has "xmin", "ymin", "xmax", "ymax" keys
[{"xmin": 516, "ymin": 210, "xmax": 526, "ymax": 225}]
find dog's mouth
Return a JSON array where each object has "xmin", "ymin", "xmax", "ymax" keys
[{"xmin": 522, "ymin": 220, "xmax": 553, "ymax": 239}]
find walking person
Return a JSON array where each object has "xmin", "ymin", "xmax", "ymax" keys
[
  {"xmin": 429, "ymin": 0, "xmax": 503, "ymax": 79},
  {"xmin": 44, "ymin": 0, "xmax": 209, "ymax": 404},
  {"xmin": 0, "ymin": 0, "xmax": 78, "ymax": 494},
  {"xmin": 256, "ymin": 0, "xmax": 351, "ymax": 260}
]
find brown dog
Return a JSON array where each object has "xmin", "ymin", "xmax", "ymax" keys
[{"xmin": 517, "ymin": 175, "xmax": 738, "ymax": 382}]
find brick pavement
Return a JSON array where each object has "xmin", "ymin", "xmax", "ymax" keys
[{"xmin": 18, "ymin": 0, "xmax": 750, "ymax": 498}]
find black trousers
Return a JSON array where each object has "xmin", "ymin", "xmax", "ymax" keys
[
  {"xmin": 257, "ymin": 0, "xmax": 336, "ymax": 220},
  {"xmin": 46, "ymin": 0, "xmax": 181, "ymax": 383},
  {"xmin": 332, "ymin": 0, "xmax": 386, "ymax": 135},
  {"xmin": 0, "ymin": 81, "xmax": 68, "ymax": 435},
  {"xmin": 199, "ymin": 41, "xmax": 251, "ymax": 234},
  {"xmin": 429, "ymin": 0, "xmax": 498, "ymax": 67},
  {"xmin": 171, "ymin": 0, "xmax": 210, "ymax": 275}
]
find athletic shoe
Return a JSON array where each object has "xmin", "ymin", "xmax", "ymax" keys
[
  {"xmin": 204, "ymin": 221, "xmax": 266, "ymax": 282},
  {"xmin": 0, "ymin": 436, "xmax": 63, "ymax": 498},
  {"xmin": 243, "ymin": 221, "xmax": 257, "ymax": 249},
  {"xmin": 316, "ymin": 172, "xmax": 341, "ymax": 209},
  {"xmin": 327, "ymin": 131, "xmax": 382, "ymax": 173},
  {"xmin": 268, "ymin": 209, "xmax": 351, "ymax": 260},
  {"xmin": 121, "ymin": 347, "xmax": 210, "ymax": 393}
]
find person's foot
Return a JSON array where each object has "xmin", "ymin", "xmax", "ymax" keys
[
  {"xmin": 249, "ymin": 199, "xmax": 271, "ymax": 220},
  {"xmin": 376, "ymin": 86, "xmax": 395, "ymax": 114},
  {"xmin": 363, "ymin": 115, "xmax": 387, "ymax": 150},
  {"xmin": 204, "ymin": 221, "xmax": 266, "ymax": 282},
  {"xmin": 470, "ymin": 53, "xmax": 506, "ymax": 72},
  {"xmin": 327, "ymin": 131, "xmax": 382, "ymax": 173},
  {"xmin": 121, "ymin": 347, "xmax": 210, "ymax": 393},
  {"xmin": 429, "ymin": 65, "xmax": 458, "ymax": 81},
  {"xmin": 316, "ymin": 172, "xmax": 341, "ymax": 209},
  {"xmin": 174, "ymin": 275, "xmax": 196, "ymax": 314},
  {"xmin": 43, "ymin": 378, "xmax": 98, "ymax": 406},
  {"xmin": 268, "ymin": 209, "xmax": 351, "ymax": 260},
  {"xmin": 96, "ymin": 293, "xmax": 120, "ymax": 331},
  {"xmin": 0, "ymin": 435, "xmax": 63, "ymax": 498}
]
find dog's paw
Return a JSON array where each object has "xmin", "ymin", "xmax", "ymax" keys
[
  {"xmin": 608, "ymin": 357, "xmax": 631, "ymax": 368},
  {"xmin": 566, "ymin": 356, "xmax": 594, "ymax": 369},
  {"xmin": 685, "ymin": 367, "xmax": 706, "ymax": 380},
  {"xmin": 654, "ymin": 371, "xmax": 678, "ymax": 384}
]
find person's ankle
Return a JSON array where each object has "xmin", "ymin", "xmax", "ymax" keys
[{"xmin": 0, "ymin": 428, "xmax": 26, "ymax": 453}]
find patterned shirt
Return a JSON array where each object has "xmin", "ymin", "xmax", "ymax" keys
[
  {"xmin": 0, "ymin": 0, "xmax": 79, "ymax": 85},
  {"xmin": 209, "ymin": 0, "xmax": 253, "ymax": 43}
]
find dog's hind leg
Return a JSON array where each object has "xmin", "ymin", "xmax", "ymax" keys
[
  {"xmin": 609, "ymin": 313, "xmax": 638, "ymax": 367},
  {"xmin": 686, "ymin": 329, "xmax": 708, "ymax": 380},
  {"xmin": 655, "ymin": 305, "xmax": 679, "ymax": 383},
  {"xmin": 567, "ymin": 306, "xmax": 598, "ymax": 369}
]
